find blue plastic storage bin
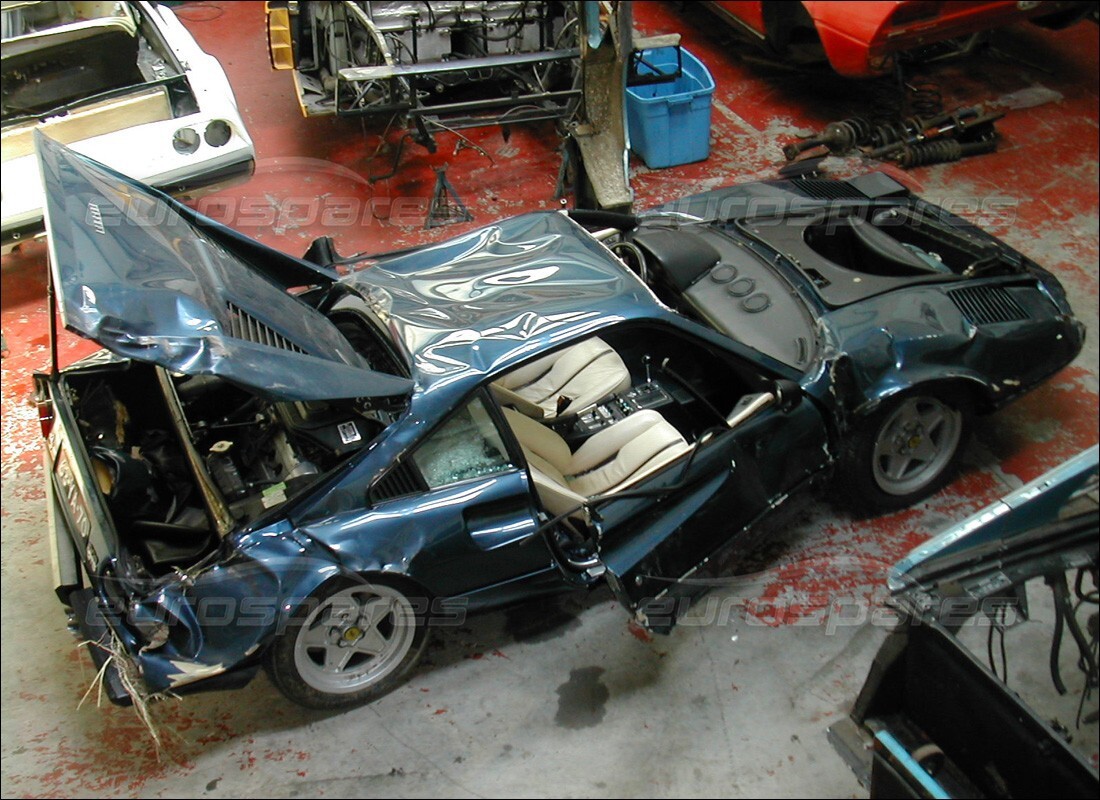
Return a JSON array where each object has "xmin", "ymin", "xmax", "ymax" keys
[{"xmin": 626, "ymin": 47, "xmax": 714, "ymax": 168}]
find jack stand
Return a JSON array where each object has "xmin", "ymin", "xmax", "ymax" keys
[{"xmin": 425, "ymin": 166, "xmax": 473, "ymax": 229}]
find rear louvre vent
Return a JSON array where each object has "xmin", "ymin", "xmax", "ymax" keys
[
  {"xmin": 879, "ymin": 206, "xmax": 994, "ymax": 260},
  {"xmin": 226, "ymin": 302, "xmax": 305, "ymax": 353},
  {"xmin": 788, "ymin": 179, "xmax": 865, "ymax": 201},
  {"xmin": 371, "ymin": 461, "xmax": 424, "ymax": 502},
  {"xmin": 949, "ymin": 286, "xmax": 1028, "ymax": 325}
]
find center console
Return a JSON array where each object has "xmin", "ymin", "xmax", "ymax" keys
[{"xmin": 552, "ymin": 380, "xmax": 686, "ymax": 444}]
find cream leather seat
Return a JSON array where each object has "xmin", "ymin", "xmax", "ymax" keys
[
  {"xmin": 492, "ymin": 338, "xmax": 631, "ymax": 420},
  {"xmin": 502, "ymin": 408, "xmax": 692, "ymax": 517}
]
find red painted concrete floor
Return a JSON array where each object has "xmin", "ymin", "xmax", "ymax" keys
[{"xmin": 1, "ymin": 3, "xmax": 1097, "ymax": 797}]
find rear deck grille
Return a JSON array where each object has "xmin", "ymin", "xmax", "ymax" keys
[
  {"xmin": 949, "ymin": 286, "xmax": 1028, "ymax": 325},
  {"xmin": 788, "ymin": 179, "xmax": 865, "ymax": 200},
  {"xmin": 226, "ymin": 302, "xmax": 305, "ymax": 353}
]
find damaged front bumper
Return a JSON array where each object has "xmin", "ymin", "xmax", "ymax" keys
[{"xmin": 59, "ymin": 526, "xmax": 329, "ymax": 705}]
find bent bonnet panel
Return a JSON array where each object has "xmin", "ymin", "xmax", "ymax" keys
[{"xmin": 37, "ymin": 133, "xmax": 411, "ymax": 401}]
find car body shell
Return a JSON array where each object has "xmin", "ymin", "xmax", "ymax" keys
[
  {"xmin": 705, "ymin": 1, "xmax": 1092, "ymax": 76},
  {"xmin": 35, "ymin": 135, "xmax": 1083, "ymax": 701},
  {"xmin": 1, "ymin": 1, "xmax": 254, "ymax": 247}
]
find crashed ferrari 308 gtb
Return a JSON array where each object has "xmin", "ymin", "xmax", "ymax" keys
[{"xmin": 35, "ymin": 134, "xmax": 1083, "ymax": 708}]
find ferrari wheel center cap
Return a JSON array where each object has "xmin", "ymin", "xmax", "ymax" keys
[{"xmin": 343, "ymin": 626, "xmax": 363, "ymax": 642}]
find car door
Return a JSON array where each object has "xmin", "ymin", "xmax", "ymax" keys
[
  {"xmin": 593, "ymin": 387, "xmax": 830, "ymax": 630},
  {"xmin": 351, "ymin": 390, "xmax": 557, "ymax": 604}
]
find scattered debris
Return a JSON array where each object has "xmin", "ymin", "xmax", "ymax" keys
[
  {"xmin": 77, "ymin": 634, "xmax": 179, "ymax": 757},
  {"xmin": 990, "ymin": 84, "xmax": 1064, "ymax": 110}
]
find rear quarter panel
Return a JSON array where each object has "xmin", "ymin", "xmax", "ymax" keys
[{"xmin": 818, "ymin": 282, "xmax": 1083, "ymax": 417}]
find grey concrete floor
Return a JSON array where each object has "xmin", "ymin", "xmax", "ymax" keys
[
  {"xmin": 1, "ymin": 466, "xmax": 877, "ymax": 797},
  {"xmin": 3, "ymin": 464, "xmax": 1096, "ymax": 797}
]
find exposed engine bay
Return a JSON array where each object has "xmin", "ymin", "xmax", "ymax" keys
[
  {"xmin": 66, "ymin": 361, "xmax": 400, "ymax": 574},
  {"xmin": 611, "ymin": 197, "xmax": 1045, "ymax": 370}
]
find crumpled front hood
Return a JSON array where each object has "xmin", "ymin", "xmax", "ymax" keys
[{"xmin": 37, "ymin": 132, "xmax": 411, "ymax": 400}]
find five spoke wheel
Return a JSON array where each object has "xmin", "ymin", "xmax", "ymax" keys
[
  {"xmin": 267, "ymin": 578, "xmax": 428, "ymax": 709},
  {"xmin": 836, "ymin": 390, "xmax": 970, "ymax": 514},
  {"xmin": 871, "ymin": 396, "xmax": 963, "ymax": 497}
]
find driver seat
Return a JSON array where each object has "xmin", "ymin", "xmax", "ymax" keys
[{"xmin": 502, "ymin": 408, "xmax": 691, "ymax": 516}]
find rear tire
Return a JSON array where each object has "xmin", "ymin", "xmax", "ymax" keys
[{"xmin": 836, "ymin": 390, "xmax": 970, "ymax": 515}]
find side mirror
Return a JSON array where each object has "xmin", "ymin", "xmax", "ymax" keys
[{"xmin": 774, "ymin": 380, "xmax": 802, "ymax": 412}]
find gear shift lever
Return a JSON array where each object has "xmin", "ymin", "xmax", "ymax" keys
[{"xmin": 642, "ymin": 354, "xmax": 652, "ymax": 385}]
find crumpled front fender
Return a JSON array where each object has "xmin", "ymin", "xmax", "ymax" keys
[{"xmin": 127, "ymin": 524, "xmax": 348, "ymax": 693}]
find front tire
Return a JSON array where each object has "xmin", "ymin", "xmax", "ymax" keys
[
  {"xmin": 266, "ymin": 577, "xmax": 429, "ymax": 709},
  {"xmin": 837, "ymin": 391, "xmax": 969, "ymax": 515}
]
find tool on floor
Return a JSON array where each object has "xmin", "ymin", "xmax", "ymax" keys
[{"xmin": 425, "ymin": 166, "xmax": 472, "ymax": 229}]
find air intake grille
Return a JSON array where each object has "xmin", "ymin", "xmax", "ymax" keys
[
  {"xmin": 949, "ymin": 286, "xmax": 1028, "ymax": 325},
  {"xmin": 788, "ymin": 179, "xmax": 865, "ymax": 200},
  {"xmin": 226, "ymin": 302, "xmax": 305, "ymax": 353},
  {"xmin": 370, "ymin": 461, "xmax": 424, "ymax": 502}
]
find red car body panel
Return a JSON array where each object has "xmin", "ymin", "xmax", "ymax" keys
[
  {"xmin": 708, "ymin": 0, "xmax": 768, "ymax": 37},
  {"xmin": 706, "ymin": 1, "xmax": 1090, "ymax": 76}
]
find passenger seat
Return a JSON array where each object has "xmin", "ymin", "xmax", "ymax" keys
[
  {"xmin": 492, "ymin": 338, "xmax": 630, "ymax": 420},
  {"xmin": 502, "ymin": 408, "xmax": 691, "ymax": 516}
]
